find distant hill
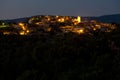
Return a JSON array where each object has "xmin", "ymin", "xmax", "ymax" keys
[
  {"xmin": 2, "ymin": 14, "xmax": 120, "ymax": 24},
  {"xmin": 4, "ymin": 17, "xmax": 29, "ymax": 23},
  {"xmin": 86, "ymin": 14, "xmax": 120, "ymax": 24}
]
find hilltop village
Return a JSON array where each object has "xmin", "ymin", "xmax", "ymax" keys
[
  {"xmin": 0, "ymin": 15, "xmax": 120, "ymax": 80},
  {"xmin": 0, "ymin": 15, "xmax": 117, "ymax": 35}
]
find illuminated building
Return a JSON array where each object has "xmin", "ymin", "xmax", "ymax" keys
[
  {"xmin": 18, "ymin": 23, "xmax": 26, "ymax": 30},
  {"xmin": 77, "ymin": 28, "xmax": 84, "ymax": 34},
  {"xmin": 56, "ymin": 15, "xmax": 59, "ymax": 18},
  {"xmin": 93, "ymin": 28, "xmax": 97, "ymax": 31},
  {"xmin": 3, "ymin": 32, "xmax": 10, "ymax": 35},
  {"xmin": 18, "ymin": 22, "xmax": 30, "ymax": 35},
  {"xmin": 19, "ymin": 31, "xmax": 25, "ymax": 35},
  {"xmin": 77, "ymin": 16, "xmax": 81, "ymax": 23},
  {"xmin": 72, "ymin": 27, "xmax": 84, "ymax": 34},
  {"xmin": 58, "ymin": 18, "xmax": 65, "ymax": 22},
  {"xmin": 0, "ymin": 22, "xmax": 8, "ymax": 28}
]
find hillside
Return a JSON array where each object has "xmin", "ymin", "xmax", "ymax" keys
[{"xmin": 0, "ymin": 27, "xmax": 120, "ymax": 79}]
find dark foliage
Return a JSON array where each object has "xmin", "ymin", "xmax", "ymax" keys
[{"xmin": 0, "ymin": 25, "xmax": 120, "ymax": 80}]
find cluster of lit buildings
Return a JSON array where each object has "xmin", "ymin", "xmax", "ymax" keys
[{"xmin": 0, "ymin": 15, "xmax": 117, "ymax": 35}]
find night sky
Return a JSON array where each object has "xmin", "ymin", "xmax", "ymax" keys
[{"xmin": 0, "ymin": 0, "xmax": 120, "ymax": 19}]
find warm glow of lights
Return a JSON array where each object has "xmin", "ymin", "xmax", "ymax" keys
[
  {"xmin": 66, "ymin": 26, "xmax": 73, "ymax": 29},
  {"xmin": 77, "ymin": 16, "xmax": 81, "ymax": 23},
  {"xmin": 26, "ymin": 30, "xmax": 29, "ymax": 33},
  {"xmin": 72, "ymin": 16, "xmax": 81, "ymax": 25},
  {"xmin": 19, "ymin": 31, "xmax": 25, "ymax": 35},
  {"xmin": 18, "ymin": 23, "xmax": 24, "ymax": 26},
  {"xmin": 18, "ymin": 23, "xmax": 28, "ymax": 35},
  {"xmin": 48, "ymin": 18, "xmax": 50, "ymax": 21},
  {"xmin": 74, "ymin": 22, "xmax": 78, "ymax": 25},
  {"xmin": 95, "ymin": 25, "xmax": 101, "ymax": 29},
  {"xmin": 77, "ymin": 29, "xmax": 84, "ymax": 34},
  {"xmin": 0, "ymin": 25, "xmax": 7, "ymax": 28},
  {"xmin": 93, "ymin": 28, "xmax": 96, "ymax": 31},
  {"xmin": 22, "ymin": 26, "xmax": 26, "ymax": 30},
  {"xmin": 58, "ymin": 18, "xmax": 65, "ymax": 22},
  {"xmin": 18, "ymin": 23, "xmax": 26, "ymax": 30},
  {"xmin": 3, "ymin": 32, "xmax": 10, "ymax": 35},
  {"xmin": 19, "ymin": 30, "xmax": 30, "ymax": 35},
  {"xmin": 56, "ymin": 15, "xmax": 59, "ymax": 18},
  {"xmin": 2, "ymin": 23, "xmax": 5, "ymax": 25},
  {"xmin": 0, "ymin": 23, "xmax": 7, "ymax": 28},
  {"xmin": 47, "ymin": 28, "xmax": 51, "ymax": 32},
  {"xmin": 35, "ymin": 22, "xmax": 40, "ymax": 25}
]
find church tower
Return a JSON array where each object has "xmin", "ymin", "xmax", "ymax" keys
[{"xmin": 77, "ymin": 16, "xmax": 81, "ymax": 23}]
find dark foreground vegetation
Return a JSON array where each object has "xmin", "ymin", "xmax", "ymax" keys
[{"xmin": 0, "ymin": 25, "xmax": 120, "ymax": 80}]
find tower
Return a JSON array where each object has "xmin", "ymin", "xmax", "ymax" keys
[{"xmin": 77, "ymin": 16, "xmax": 81, "ymax": 23}]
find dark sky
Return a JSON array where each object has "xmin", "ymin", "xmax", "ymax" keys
[{"xmin": 0, "ymin": 0, "xmax": 120, "ymax": 19}]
